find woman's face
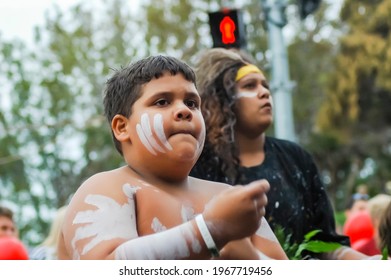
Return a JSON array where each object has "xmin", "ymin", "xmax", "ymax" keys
[{"xmin": 234, "ymin": 72, "xmax": 273, "ymax": 135}]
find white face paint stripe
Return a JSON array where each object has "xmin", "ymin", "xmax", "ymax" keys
[
  {"xmin": 236, "ymin": 91, "xmax": 258, "ymax": 99},
  {"xmin": 154, "ymin": 114, "xmax": 173, "ymax": 151},
  {"xmin": 140, "ymin": 114, "xmax": 165, "ymax": 153},
  {"xmin": 136, "ymin": 123, "xmax": 157, "ymax": 155},
  {"xmin": 197, "ymin": 124, "xmax": 205, "ymax": 151}
]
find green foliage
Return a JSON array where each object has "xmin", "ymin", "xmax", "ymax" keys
[
  {"xmin": 274, "ymin": 226, "xmax": 342, "ymax": 260},
  {"xmin": 334, "ymin": 211, "xmax": 346, "ymax": 229},
  {"xmin": 382, "ymin": 247, "xmax": 389, "ymax": 260},
  {"xmin": 274, "ymin": 226, "xmax": 299, "ymax": 259},
  {"xmin": 312, "ymin": 0, "xmax": 391, "ymax": 210}
]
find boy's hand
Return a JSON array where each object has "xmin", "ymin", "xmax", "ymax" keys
[{"xmin": 202, "ymin": 179, "xmax": 269, "ymax": 248}]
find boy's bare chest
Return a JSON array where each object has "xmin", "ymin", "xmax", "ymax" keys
[{"xmin": 134, "ymin": 187, "xmax": 207, "ymax": 236}]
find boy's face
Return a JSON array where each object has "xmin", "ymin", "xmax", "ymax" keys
[{"xmin": 127, "ymin": 73, "xmax": 205, "ymax": 168}]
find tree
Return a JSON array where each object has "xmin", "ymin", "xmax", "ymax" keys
[
  {"xmin": 0, "ymin": 0, "xmax": 139, "ymax": 245},
  {"xmin": 315, "ymin": 0, "xmax": 391, "ymax": 208}
]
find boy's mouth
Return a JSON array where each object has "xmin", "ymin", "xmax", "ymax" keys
[{"xmin": 170, "ymin": 129, "xmax": 196, "ymax": 138}]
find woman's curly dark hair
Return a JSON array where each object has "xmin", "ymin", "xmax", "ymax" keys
[
  {"xmin": 379, "ymin": 202, "xmax": 391, "ymax": 256},
  {"xmin": 193, "ymin": 48, "xmax": 249, "ymax": 184}
]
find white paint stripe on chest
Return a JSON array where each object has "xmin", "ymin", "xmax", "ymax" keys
[
  {"xmin": 71, "ymin": 184, "xmax": 139, "ymax": 257},
  {"xmin": 181, "ymin": 205, "xmax": 195, "ymax": 222},
  {"xmin": 151, "ymin": 217, "xmax": 167, "ymax": 233}
]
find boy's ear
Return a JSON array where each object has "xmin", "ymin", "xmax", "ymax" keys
[{"xmin": 111, "ymin": 114, "xmax": 132, "ymax": 142}]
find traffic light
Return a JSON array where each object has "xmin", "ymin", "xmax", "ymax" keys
[
  {"xmin": 298, "ymin": 0, "xmax": 321, "ymax": 19},
  {"xmin": 208, "ymin": 8, "xmax": 246, "ymax": 49}
]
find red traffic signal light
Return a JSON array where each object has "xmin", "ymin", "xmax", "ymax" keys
[
  {"xmin": 220, "ymin": 16, "xmax": 236, "ymax": 44},
  {"xmin": 208, "ymin": 9, "xmax": 246, "ymax": 49}
]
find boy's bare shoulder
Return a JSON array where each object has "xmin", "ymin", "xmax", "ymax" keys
[
  {"xmin": 70, "ymin": 167, "xmax": 140, "ymax": 204},
  {"xmin": 61, "ymin": 167, "xmax": 140, "ymax": 259}
]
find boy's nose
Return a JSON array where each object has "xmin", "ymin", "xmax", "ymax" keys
[{"xmin": 174, "ymin": 105, "xmax": 192, "ymax": 121}]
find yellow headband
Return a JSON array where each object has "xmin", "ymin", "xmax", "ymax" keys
[{"xmin": 235, "ymin": 64, "xmax": 263, "ymax": 81}]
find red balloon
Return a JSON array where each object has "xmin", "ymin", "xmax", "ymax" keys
[
  {"xmin": 351, "ymin": 237, "xmax": 381, "ymax": 256},
  {"xmin": 343, "ymin": 211, "xmax": 374, "ymax": 245},
  {"xmin": 0, "ymin": 237, "xmax": 29, "ymax": 260}
]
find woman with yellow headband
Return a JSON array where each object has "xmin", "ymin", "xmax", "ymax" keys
[{"xmin": 190, "ymin": 48, "xmax": 380, "ymax": 260}]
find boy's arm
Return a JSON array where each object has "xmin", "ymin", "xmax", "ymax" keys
[{"xmin": 114, "ymin": 219, "xmax": 212, "ymax": 260}]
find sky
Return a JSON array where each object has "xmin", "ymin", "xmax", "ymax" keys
[{"xmin": 0, "ymin": 0, "xmax": 83, "ymax": 44}]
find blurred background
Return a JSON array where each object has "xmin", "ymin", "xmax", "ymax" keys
[{"xmin": 1, "ymin": 0, "xmax": 391, "ymax": 248}]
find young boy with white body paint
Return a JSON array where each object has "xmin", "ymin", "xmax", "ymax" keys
[{"xmin": 57, "ymin": 55, "xmax": 288, "ymax": 260}]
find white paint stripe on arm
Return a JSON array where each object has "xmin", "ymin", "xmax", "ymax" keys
[{"xmin": 115, "ymin": 221, "xmax": 201, "ymax": 260}]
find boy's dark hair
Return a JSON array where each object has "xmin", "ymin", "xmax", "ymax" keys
[
  {"xmin": 103, "ymin": 55, "xmax": 196, "ymax": 155},
  {"xmin": 0, "ymin": 206, "xmax": 14, "ymax": 221}
]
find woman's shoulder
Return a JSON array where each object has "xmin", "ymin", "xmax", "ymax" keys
[
  {"xmin": 266, "ymin": 136, "xmax": 301, "ymax": 149},
  {"xmin": 266, "ymin": 136, "xmax": 312, "ymax": 158}
]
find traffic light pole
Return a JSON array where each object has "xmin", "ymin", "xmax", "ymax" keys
[{"xmin": 261, "ymin": 0, "xmax": 296, "ymax": 142}]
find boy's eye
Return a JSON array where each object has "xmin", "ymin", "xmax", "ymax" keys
[
  {"xmin": 185, "ymin": 99, "xmax": 199, "ymax": 109},
  {"xmin": 262, "ymin": 81, "xmax": 270, "ymax": 90},
  {"xmin": 154, "ymin": 99, "xmax": 169, "ymax": 106}
]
